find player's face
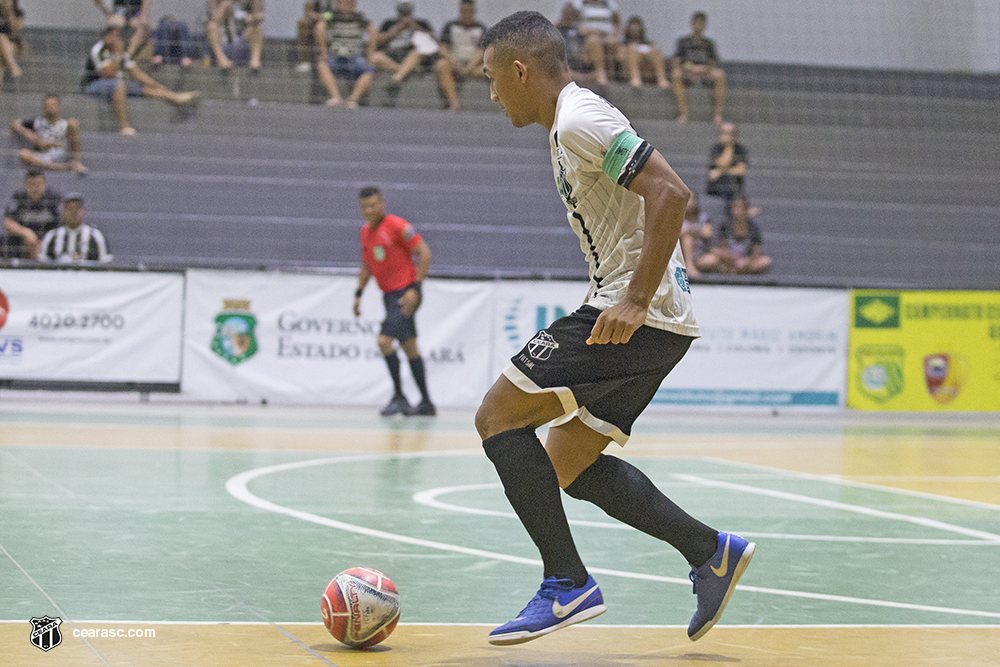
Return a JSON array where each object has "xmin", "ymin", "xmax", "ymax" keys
[
  {"xmin": 24, "ymin": 175, "xmax": 46, "ymax": 200},
  {"xmin": 483, "ymin": 46, "xmax": 530, "ymax": 128},
  {"xmin": 62, "ymin": 201, "xmax": 84, "ymax": 229},
  {"xmin": 359, "ymin": 194, "xmax": 386, "ymax": 224}
]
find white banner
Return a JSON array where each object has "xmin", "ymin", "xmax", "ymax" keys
[
  {"xmin": 181, "ymin": 270, "xmax": 494, "ymax": 406},
  {"xmin": 661, "ymin": 286, "xmax": 849, "ymax": 407},
  {"xmin": 0, "ymin": 270, "xmax": 183, "ymax": 383}
]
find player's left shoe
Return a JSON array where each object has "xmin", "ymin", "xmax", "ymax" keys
[
  {"xmin": 488, "ymin": 575, "xmax": 606, "ymax": 646},
  {"xmin": 687, "ymin": 532, "xmax": 755, "ymax": 641}
]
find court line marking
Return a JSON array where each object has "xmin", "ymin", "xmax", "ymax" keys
[
  {"xmin": 699, "ymin": 456, "xmax": 1000, "ymax": 513},
  {"xmin": 674, "ymin": 474, "xmax": 1000, "ymax": 543},
  {"xmin": 2, "ymin": 620, "xmax": 998, "ymax": 629},
  {"xmin": 412, "ymin": 483, "xmax": 1000, "ymax": 546},
  {"xmin": 0, "ymin": 542, "xmax": 111, "ymax": 667},
  {"xmin": 226, "ymin": 451, "xmax": 1000, "ymax": 620}
]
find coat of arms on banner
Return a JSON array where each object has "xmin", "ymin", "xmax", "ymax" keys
[
  {"xmin": 855, "ymin": 344, "xmax": 905, "ymax": 403},
  {"xmin": 924, "ymin": 353, "xmax": 967, "ymax": 405},
  {"xmin": 29, "ymin": 616, "xmax": 62, "ymax": 651},
  {"xmin": 211, "ymin": 300, "xmax": 258, "ymax": 365}
]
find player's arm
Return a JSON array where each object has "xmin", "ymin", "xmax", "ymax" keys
[
  {"xmin": 10, "ymin": 119, "xmax": 41, "ymax": 146},
  {"xmin": 399, "ymin": 238, "xmax": 431, "ymax": 317},
  {"xmin": 588, "ymin": 149, "xmax": 690, "ymax": 345},
  {"xmin": 92, "ymin": 0, "xmax": 111, "ymax": 17},
  {"xmin": 353, "ymin": 262, "xmax": 371, "ymax": 317}
]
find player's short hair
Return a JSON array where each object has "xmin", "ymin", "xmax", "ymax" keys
[
  {"xmin": 481, "ymin": 11, "xmax": 567, "ymax": 79},
  {"xmin": 692, "ymin": 11, "xmax": 707, "ymax": 22},
  {"xmin": 358, "ymin": 186, "xmax": 382, "ymax": 199},
  {"xmin": 43, "ymin": 93, "xmax": 60, "ymax": 101},
  {"xmin": 25, "ymin": 169, "xmax": 45, "ymax": 180},
  {"xmin": 460, "ymin": 0, "xmax": 474, "ymax": 5}
]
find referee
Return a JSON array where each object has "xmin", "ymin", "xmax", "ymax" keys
[{"xmin": 353, "ymin": 186, "xmax": 435, "ymax": 416}]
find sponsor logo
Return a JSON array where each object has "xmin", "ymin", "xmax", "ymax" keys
[
  {"xmin": 855, "ymin": 344, "xmax": 905, "ymax": 403},
  {"xmin": 710, "ymin": 534, "xmax": 730, "ymax": 577},
  {"xmin": 675, "ymin": 266, "xmax": 690, "ymax": 293},
  {"xmin": 854, "ymin": 295, "xmax": 900, "ymax": 329},
  {"xmin": 29, "ymin": 616, "xmax": 62, "ymax": 652},
  {"xmin": 211, "ymin": 300, "xmax": 258, "ymax": 366},
  {"xmin": 924, "ymin": 353, "xmax": 967, "ymax": 405},
  {"xmin": 527, "ymin": 330, "xmax": 559, "ymax": 361},
  {"xmin": 551, "ymin": 584, "xmax": 599, "ymax": 619}
]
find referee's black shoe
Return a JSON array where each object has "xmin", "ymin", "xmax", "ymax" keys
[
  {"xmin": 409, "ymin": 400, "xmax": 436, "ymax": 417},
  {"xmin": 380, "ymin": 394, "xmax": 412, "ymax": 417}
]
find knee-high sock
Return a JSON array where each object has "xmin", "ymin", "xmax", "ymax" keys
[
  {"xmin": 383, "ymin": 353, "xmax": 403, "ymax": 397},
  {"xmin": 408, "ymin": 356, "xmax": 430, "ymax": 402},
  {"xmin": 565, "ymin": 453, "xmax": 718, "ymax": 567},
  {"xmin": 483, "ymin": 426, "xmax": 589, "ymax": 586}
]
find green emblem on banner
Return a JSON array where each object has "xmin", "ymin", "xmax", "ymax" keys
[
  {"xmin": 855, "ymin": 344, "xmax": 905, "ymax": 403},
  {"xmin": 211, "ymin": 299, "xmax": 258, "ymax": 365},
  {"xmin": 854, "ymin": 295, "xmax": 900, "ymax": 328}
]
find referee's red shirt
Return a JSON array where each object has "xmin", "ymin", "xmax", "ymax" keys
[{"xmin": 360, "ymin": 214, "xmax": 422, "ymax": 293}]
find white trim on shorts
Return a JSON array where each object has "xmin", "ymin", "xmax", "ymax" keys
[{"xmin": 503, "ymin": 364, "xmax": 629, "ymax": 447}]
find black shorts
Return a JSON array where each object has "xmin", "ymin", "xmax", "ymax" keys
[
  {"xmin": 380, "ymin": 285, "xmax": 417, "ymax": 342},
  {"xmin": 504, "ymin": 305, "xmax": 693, "ymax": 445}
]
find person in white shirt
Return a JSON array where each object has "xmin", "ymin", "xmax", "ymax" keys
[
  {"xmin": 10, "ymin": 94, "xmax": 88, "ymax": 175},
  {"xmin": 571, "ymin": 0, "xmax": 620, "ymax": 86},
  {"xmin": 476, "ymin": 11, "xmax": 755, "ymax": 647},
  {"xmin": 39, "ymin": 194, "xmax": 112, "ymax": 264}
]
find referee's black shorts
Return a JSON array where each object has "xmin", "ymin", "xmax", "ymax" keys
[
  {"xmin": 504, "ymin": 305, "xmax": 693, "ymax": 445},
  {"xmin": 380, "ymin": 284, "xmax": 418, "ymax": 342}
]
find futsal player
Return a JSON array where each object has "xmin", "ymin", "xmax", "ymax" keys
[
  {"xmin": 476, "ymin": 12, "xmax": 754, "ymax": 645},
  {"xmin": 353, "ymin": 186, "xmax": 436, "ymax": 417}
]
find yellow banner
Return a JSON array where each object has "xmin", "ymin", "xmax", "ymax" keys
[{"xmin": 848, "ymin": 290, "xmax": 1000, "ymax": 411}]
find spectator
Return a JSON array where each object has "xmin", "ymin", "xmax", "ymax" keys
[
  {"xmin": 1, "ymin": 171, "xmax": 61, "ymax": 260},
  {"xmin": 671, "ymin": 11, "xmax": 726, "ymax": 124},
  {"xmin": 315, "ymin": 0, "xmax": 377, "ymax": 108},
  {"xmin": 353, "ymin": 186, "xmax": 435, "ymax": 417},
  {"xmin": 206, "ymin": 0, "xmax": 264, "ymax": 72},
  {"xmin": 555, "ymin": 3, "xmax": 592, "ymax": 83},
  {"xmin": 618, "ymin": 15, "xmax": 667, "ymax": 90},
  {"xmin": 92, "ymin": 0, "xmax": 150, "ymax": 59},
  {"xmin": 679, "ymin": 192, "xmax": 712, "ymax": 278},
  {"xmin": 0, "ymin": 0, "xmax": 23, "ymax": 79},
  {"xmin": 151, "ymin": 15, "xmax": 194, "ymax": 68},
  {"xmin": 295, "ymin": 1, "xmax": 334, "ymax": 73},
  {"xmin": 10, "ymin": 95, "xmax": 88, "ymax": 175},
  {"xmin": 82, "ymin": 27, "xmax": 200, "ymax": 136},
  {"xmin": 706, "ymin": 122, "xmax": 747, "ymax": 204},
  {"xmin": 371, "ymin": 2, "xmax": 440, "ymax": 107},
  {"xmin": 698, "ymin": 197, "xmax": 771, "ymax": 275},
  {"xmin": 571, "ymin": 0, "xmax": 621, "ymax": 86},
  {"xmin": 435, "ymin": 0, "xmax": 487, "ymax": 113},
  {"xmin": 39, "ymin": 194, "xmax": 112, "ymax": 264}
]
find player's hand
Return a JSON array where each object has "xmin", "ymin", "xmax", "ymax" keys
[
  {"xmin": 398, "ymin": 287, "xmax": 421, "ymax": 317},
  {"xmin": 352, "ymin": 297, "xmax": 361, "ymax": 317},
  {"xmin": 587, "ymin": 300, "xmax": 646, "ymax": 345}
]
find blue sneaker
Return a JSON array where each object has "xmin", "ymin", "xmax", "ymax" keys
[
  {"xmin": 687, "ymin": 532, "xmax": 755, "ymax": 641},
  {"xmin": 488, "ymin": 575, "xmax": 607, "ymax": 645}
]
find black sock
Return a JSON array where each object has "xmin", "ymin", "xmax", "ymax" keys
[
  {"xmin": 383, "ymin": 353, "xmax": 403, "ymax": 396},
  {"xmin": 483, "ymin": 426, "xmax": 589, "ymax": 587},
  {"xmin": 407, "ymin": 356, "xmax": 430, "ymax": 403},
  {"xmin": 565, "ymin": 454, "xmax": 719, "ymax": 568}
]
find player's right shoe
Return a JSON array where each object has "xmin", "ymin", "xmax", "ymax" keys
[
  {"xmin": 687, "ymin": 531, "xmax": 756, "ymax": 641},
  {"xmin": 379, "ymin": 394, "xmax": 412, "ymax": 417},
  {"xmin": 409, "ymin": 400, "xmax": 436, "ymax": 416},
  {"xmin": 488, "ymin": 575, "xmax": 606, "ymax": 646}
]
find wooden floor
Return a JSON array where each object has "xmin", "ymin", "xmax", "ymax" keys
[{"xmin": 1, "ymin": 401, "xmax": 998, "ymax": 666}]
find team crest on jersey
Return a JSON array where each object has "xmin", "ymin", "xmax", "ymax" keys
[
  {"xmin": 556, "ymin": 162, "xmax": 578, "ymax": 208},
  {"xmin": 211, "ymin": 299, "xmax": 259, "ymax": 366},
  {"xmin": 527, "ymin": 331, "xmax": 559, "ymax": 361},
  {"xmin": 29, "ymin": 616, "xmax": 62, "ymax": 652}
]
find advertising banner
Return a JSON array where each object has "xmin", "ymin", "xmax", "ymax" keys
[
  {"xmin": 660, "ymin": 286, "xmax": 849, "ymax": 407},
  {"xmin": 0, "ymin": 269, "xmax": 183, "ymax": 384},
  {"xmin": 181, "ymin": 270, "xmax": 494, "ymax": 406},
  {"xmin": 848, "ymin": 290, "xmax": 1000, "ymax": 411}
]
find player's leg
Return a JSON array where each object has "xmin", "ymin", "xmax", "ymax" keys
[
  {"xmin": 671, "ymin": 62, "xmax": 689, "ymax": 123},
  {"xmin": 110, "ymin": 80, "xmax": 134, "ymax": 134},
  {"xmin": 711, "ymin": 66, "xmax": 726, "ymax": 124},
  {"xmin": 477, "ymin": 377, "xmax": 604, "ymax": 645},
  {"xmin": 206, "ymin": 1, "xmax": 234, "ymax": 69},
  {"xmin": 245, "ymin": 21, "xmax": 263, "ymax": 71},
  {"xmin": 0, "ymin": 33, "xmax": 21, "ymax": 78},
  {"xmin": 126, "ymin": 13, "xmax": 149, "ymax": 59},
  {"xmin": 317, "ymin": 56, "xmax": 343, "ymax": 105},
  {"xmin": 346, "ymin": 67, "xmax": 375, "ymax": 108},
  {"xmin": 376, "ymin": 333, "xmax": 410, "ymax": 416},
  {"xmin": 399, "ymin": 336, "xmax": 434, "ymax": 415},
  {"xmin": 434, "ymin": 56, "xmax": 461, "ymax": 112}
]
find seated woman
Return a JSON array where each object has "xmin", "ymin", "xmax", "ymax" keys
[
  {"xmin": 617, "ymin": 15, "xmax": 667, "ymax": 89},
  {"xmin": 680, "ymin": 192, "xmax": 713, "ymax": 278},
  {"xmin": 698, "ymin": 197, "xmax": 772, "ymax": 275}
]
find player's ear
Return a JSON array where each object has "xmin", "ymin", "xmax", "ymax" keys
[{"xmin": 512, "ymin": 59, "xmax": 528, "ymax": 83}]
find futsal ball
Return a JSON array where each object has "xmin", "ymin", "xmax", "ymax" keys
[{"xmin": 321, "ymin": 567, "xmax": 400, "ymax": 648}]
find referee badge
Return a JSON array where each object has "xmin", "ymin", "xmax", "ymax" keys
[{"xmin": 527, "ymin": 331, "xmax": 559, "ymax": 361}]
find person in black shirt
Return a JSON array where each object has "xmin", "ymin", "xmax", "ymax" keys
[
  {"xmin": 706, "ymin": 122, "xmax": 747, "ymax": 202},
  {"xmin": 699, "ymin": 197, "xmax": 772, "ymax": 275},
  {"xmin": 1, "ymin": 171, "xmax": 61, "ymax": 260},
  {"xmin": 671, "ymin": 11, "xmax": 726, "ymax": 124},
  {"xmin": 435, "ymin": 0, "xmax": 488, "ymax": 112},
  {"xmin": 370, "ymin": 1, "xmax": 439, "ymax": 106},
  {"xmin": 315, "ymin": 0, "xmax": 376, "ymax": 108}
]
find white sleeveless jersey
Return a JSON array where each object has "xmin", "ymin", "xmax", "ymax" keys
[{"xmin": 550, "ymin": 82, "xmax": 699, "ymax": 337}]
